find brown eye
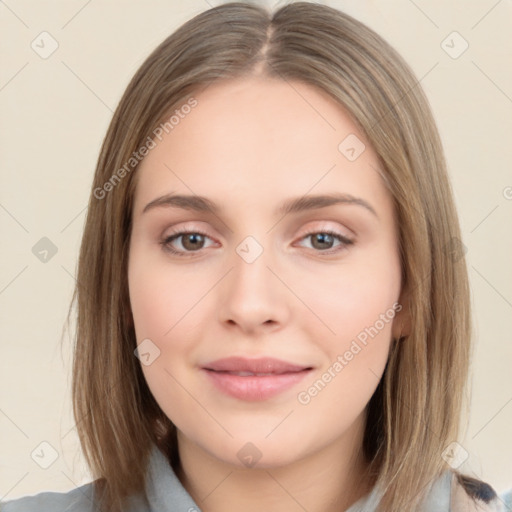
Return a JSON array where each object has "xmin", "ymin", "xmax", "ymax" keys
[
  {"xmin": 298, "ymin": 230, "xmax": 354, "ymax": 254},
  {"xmin": 310, "ymin": 232, "xmax": 335, "ymax": 250},
  {"xmin": 161, "ymin": 230, "xmax": 215, "ymax": 256}
]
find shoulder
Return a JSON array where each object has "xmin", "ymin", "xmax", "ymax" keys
[
  {"xmin": 450, "ymin": 472, "xmax": 505, "ymax": 512},
  {"xmin": 0, "ymin": 482, "xmax": 96, "ymax": 512},
  {"xmin": 0, "ymin": 480, "xmax": 150, "ymax": 512}
]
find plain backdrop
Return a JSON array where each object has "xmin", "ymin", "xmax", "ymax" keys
[{"xmin": 1, "ymin": 0, "xmax": 511, "ymax": 502}]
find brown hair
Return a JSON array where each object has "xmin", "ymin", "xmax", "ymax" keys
[{"xmin": 69, "ymin": 2, "xmax": 478, "ymax": 511}]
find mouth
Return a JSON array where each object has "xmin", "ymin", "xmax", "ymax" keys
[{"xmin": 202, "ymin": 357, "xmax": 313, "ymax": 401}]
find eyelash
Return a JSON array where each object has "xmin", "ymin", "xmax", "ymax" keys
[{"xmin": 160, "ymin": 227, "xmax": 354, "ymax": 258}]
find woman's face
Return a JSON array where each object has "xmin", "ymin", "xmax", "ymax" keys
[{"xmin": 128, "ymin": 76, "xmax": 405, "ymax": 468}]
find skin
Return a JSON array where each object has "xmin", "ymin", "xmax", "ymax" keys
[{"xmin": 128, "ymin": 75, "xmax": 409, "ymax": 512}]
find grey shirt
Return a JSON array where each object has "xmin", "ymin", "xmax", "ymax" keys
[{"xmin": 1, "ymin": 444, "xmax": 508, "ymax": 511}]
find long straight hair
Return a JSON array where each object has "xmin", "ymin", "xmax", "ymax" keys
[{"xmin": 69, "ymin": 2, "xmax": 474, "ymax": 511}]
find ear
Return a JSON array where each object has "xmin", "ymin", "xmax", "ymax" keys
[{"xmin": 392, "ymin": 287, "xmax": 412, "ymax": 340}]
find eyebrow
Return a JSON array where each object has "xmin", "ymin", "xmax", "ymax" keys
[{"xmin": 142, "ymin": 192, "xmax": 378, "ymax": 218}]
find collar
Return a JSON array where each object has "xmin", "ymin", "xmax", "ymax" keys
[{"xmin": 143, "ymin": 444, "xmax": 201, "ymax": 511}]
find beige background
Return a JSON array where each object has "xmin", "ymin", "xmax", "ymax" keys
[{"xmin": 1, "ymin": 0, "xmax": 511, "ymax": 502}]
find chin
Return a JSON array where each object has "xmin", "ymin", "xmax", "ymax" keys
[{"xmin": 199, "ymin": 434, "xmax": 310, "ymax": 470}]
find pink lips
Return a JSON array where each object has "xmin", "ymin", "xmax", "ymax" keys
[{"xmin": 202, "ymin": 357, "xmax": 312, "ymax": 401}]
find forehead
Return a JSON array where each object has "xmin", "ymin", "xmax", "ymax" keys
[{"xmin": 132, "ymin": 76, "xmax": 392, "ymax": 221}]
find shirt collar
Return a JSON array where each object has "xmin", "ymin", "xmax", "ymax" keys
[{"xmin": 144, "ymin": 443, "xmax": 202, "ymax": 512}]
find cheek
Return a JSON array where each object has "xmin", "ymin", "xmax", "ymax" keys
[
  {"xmin": 295, "ymin": 253, "xmax": 401, "ymax": 344},
  {"xmin": 294, "ymin": 266, "xmax": 397, "ymax": 433},
  {"xmin": 128, "ymin": 258, "xmax": 206, "ymax": 430},
  {"xmin": 129, "ymin": 278, "xmax": 178, "ymax": 340},
  {"xmin": 128, "ymin": 257, "xmax": 207, "ymax": 342}
]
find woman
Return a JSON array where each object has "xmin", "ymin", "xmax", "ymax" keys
[{"xmin": 2, "ymin": 2, "xmax": 508, "ymax": 511}]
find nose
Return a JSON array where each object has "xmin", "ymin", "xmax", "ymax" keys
[{"xmin": 216, "ymin": 239, "xmax": 291, "ymax": 336}]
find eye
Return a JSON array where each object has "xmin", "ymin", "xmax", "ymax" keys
[
  {"xmin": 160, "ymin": 227, "xmax": 354, "ymax": 257},
  {"xmin": 296, "ymin": 229, "xmax": 354, "ymax": 254},
  {"xmin": 160, "ymin": 229, "xmax": 217, "ymax": 257}
]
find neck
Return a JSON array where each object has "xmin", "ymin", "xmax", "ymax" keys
[{"xmin": 175, "ymin": 413, "xmax": 373, "ymax": 512}]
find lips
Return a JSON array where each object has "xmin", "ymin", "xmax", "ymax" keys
[
  {"xmin": 202, "ymin": 357, "xmax": 313, "ymax": 401},
  {"xmin": 204, "ymin": 356, "xmax": 311, "ymax": 374}
]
